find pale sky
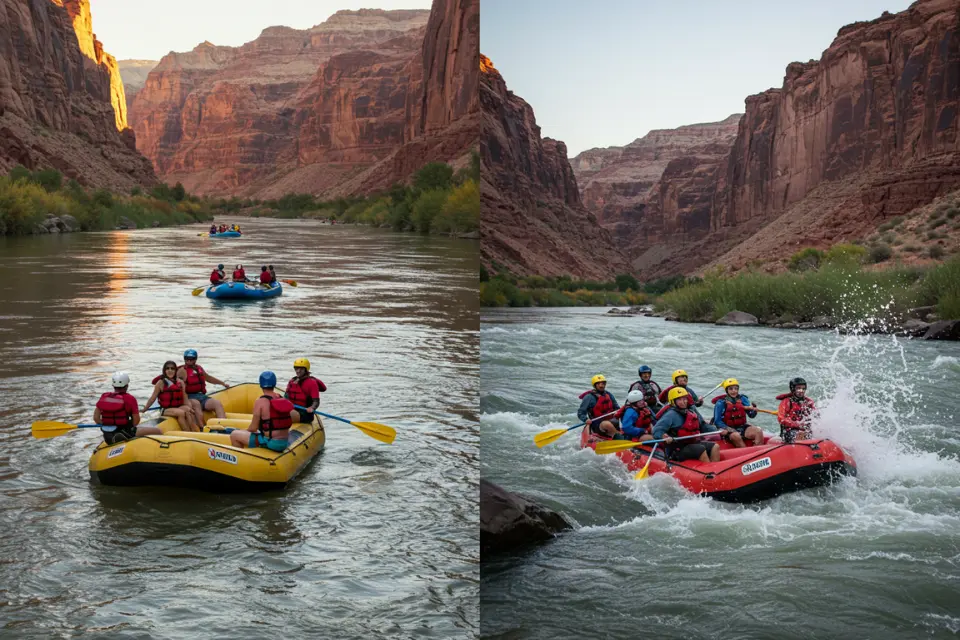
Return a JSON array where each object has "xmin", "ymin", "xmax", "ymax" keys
[
  {"xmin": 481, "ymin": 0, "xmax": 914, "ymax": 157},
  {"xmin": 89, "ymin": 0, "xmax": 432, "ymax": 61}
]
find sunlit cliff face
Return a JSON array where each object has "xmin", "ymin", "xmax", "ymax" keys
[
  {"xmin": 52, "ymin": 0, "xmax": 128, "ymax": 131},
  {"xmin": 480, "ymin": 54, "xmax": 495, "ymax": 74}
]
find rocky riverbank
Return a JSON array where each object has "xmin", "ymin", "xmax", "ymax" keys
[{"xmin": 607, "ymin": 305, "xmax": 960, "ymax": 341}]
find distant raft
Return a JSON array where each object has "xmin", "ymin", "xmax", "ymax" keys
[
  {"xmin": 88, "ymin": 383, "xmax": 324, "ymax": 491},
  {"xmin": 208, "ymin": 231, "xmax": 242, "ymax": 238},
  {"xmin": 580, "ymin": 428, "xmax": 856, "ymax": 503},
  {"xmin": 206, "ymin": 281, "xmax": 281, "ymax": 300}
]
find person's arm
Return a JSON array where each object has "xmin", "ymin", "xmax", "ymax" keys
[
  {"xmin": 744, "ymin": 395, "xmax": 758, "ymax": 418},
  {"xmin": 778, "ymin": 398, "xmax": 799, "ymax": 428},
  {"xmin": 93, "ymin": 407, "xmax": 102, "ymax": 424},
  {"xmin": 652, "ymin": 413, "xmax": 674, "ymax": 441},
  {"xmin": 692, "ymin": 388, "xmax": 703, "ymax": 406},
  {"xmin": 128, "ymin": 396, "xmax": 141, "ymax": 427},
  {"xmin": 143, "ymin": 381, "xmax": 162, "ymax": 413},
  {"xmin": 699, "ymin": 412, "xmax": 716, "ymax": 433},
  {"xmin": 577, "ymin": 395, "xmax": 594, "ymax": 424},
  {"xmin": 713, "ymin": 402, "xmax": 726, "ymax": 429},
  {"xmin": 620, "ymin": 408, "xmax": 641, "ymax": 439},
  {"xmin": 609, "ymin": 393, "xmax": 619, "ymax": 411},
  {"xmin": 205, "ymin": 373, "xmax": 229, "ymax": 387},
  {"xmin": 247, "ymin": 400, "xmax": 263, "ymax": 433}
]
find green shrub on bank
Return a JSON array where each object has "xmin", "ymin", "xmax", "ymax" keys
[
  {"xmin": 0, "ymin": 167, "xmax": 212, "ymax": 235},
  {"xmin": 788, "ymin": 247, "xmax": 823, "ymax": 272},
  {"xmin": 659, "ymin": 266, "xmax": 924, "ymax": 324},
  {"xmin": 480, "ymin": 274, "xmax": 649, "ymax": 308}
]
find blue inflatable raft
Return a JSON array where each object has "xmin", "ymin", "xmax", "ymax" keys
[
  {"xmin": 208, "ymin": 231, "xmax": 242, "ymax": 238},
  {"xmin": 206, "ymin": 281, "xmax": 282, "ymax": 300}
]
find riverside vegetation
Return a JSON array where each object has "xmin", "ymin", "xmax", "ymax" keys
[
  {"xmin": 210, "ymin": 156, "xmax": 480, "ymax": 237},
  {"xmin": 478, "ymin": 271, "xmax": 699, "ymax": 308},
  {"xmin": 0, "ymin": 166, "xmax": 212, "ymax": 235}
]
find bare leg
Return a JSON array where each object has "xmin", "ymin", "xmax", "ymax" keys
[
  {"xmin": 599, "ymin": 420, "xmax": 618, "ymax": 437},
  {"xmin": 135, "ymin": 426, "xmax": 163, "ymax": 436},
  {"xmin": 207, "ymin": 398, "xmax": 226, "ymax": 419},
  {"xmin": 190, "ymin": 399, "xmax": 203, "ymax": 426},
  {"xmin": 708, "ymin": 443, "xmax": 721, "ymax": 462},
  {"xmin": 638, "ymin": 433, "xmax": 654, "ymax": 442},
  {"xmin": 745, "ymin": 425, "xmax": 764, "ymax": 446},
  {"xmin": 727, "ymin": 431, "xmax": 745, "ymax": 448},
  {"xmin": 229, "ymin": 430, "xmax": 253, "ymax": 448}
]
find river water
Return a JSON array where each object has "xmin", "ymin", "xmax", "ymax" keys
[
  {"xmin": 480, "ymin": 307, "xmax": 960, "ymax": 639},
  {"xmin": 0, "ymin": 218, "xmax": 479, "ymax": 638}
]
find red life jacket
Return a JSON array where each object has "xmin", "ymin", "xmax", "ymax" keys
[
  {"xmin": 260, "ymin": 395, "xmax": 294, "ymax": 436},
  {"xmin": 260, "ymin": 271, "xmax": 274, "ymax": 284},
  {"xmin": 587, "ymin": 390, "xmax": 615, "ymax": 418},
  {"xmin": 777, "ymin": 393, "xmax": 814, "ymax": 426},
  {"xmin": 674, "ymin": 409, "xmax": 702, "ymax": 440},
  {"xmin": 715, "ymin": 395, "xmax": 747, "ymax": 428},
  {"xmin": 96, "ymin": 392, "xmax": 135, "ymax": 428},
  {"xmin": 287, "ymin": 375, "xmax": 323, "ymax": 406},
  {"xmin": 233, "ymin": 269, "xmax": 245, "ymax": 281},
  {"xmin": 182, "ymin": 364, "xmax": 207, "ymax": 394},
  {"xmin": 625, "ymin": 404, "xmax": 654, "ymax": 440},
  {"xmin": 210, "ymin": 269, "xmax": 224, "ymax": 284},
  {"xmin": 158, "ymin": 377, "xmax": 184, "ymax": 409}
]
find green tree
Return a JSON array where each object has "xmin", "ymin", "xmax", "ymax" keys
[
  {"xmin": 172, "ymin": 182, "xmax": 186, "ymax": 201},
  {"xmin": 435, "ymin": 180, "xmax": 479, "ymax": 233},
  {"xmin": 411, "ymin": 189, "xmax": 448, "ymax": 233},
  {"xmin": 413, "ymin": 162, "xmax": 454, "ymax": 192},
  {"xmin": 615, "ymin": 273, "xmax": 640, "ymax": 292}
]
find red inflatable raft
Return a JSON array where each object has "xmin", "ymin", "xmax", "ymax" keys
[{"xmin": 580, "ymin": 428, "xmax": 856, "ymax": 503}]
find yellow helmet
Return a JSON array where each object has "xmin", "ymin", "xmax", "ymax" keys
[
  {"xmin": 591, "ymin": 374, "xmax": 606, "ymax": 386},
  {"xmin": 293, "ymin": 357, "xmax": 311, "ymax": 370},
  {"xmin": 722, "ymin": 378, "xmax": 740, "ymax": 389},
  {"xmin": 668, "ymin": 387, "xmax": 690, "ymax": 404},
  {"xmin": 672, "ymin": 369, "xmax": 688, "ymax": 384}
]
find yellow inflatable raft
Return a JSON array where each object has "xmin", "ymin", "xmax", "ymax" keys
[{"xmin": 88, "ymin": 384, "xmax": 324, "ymax": 491}]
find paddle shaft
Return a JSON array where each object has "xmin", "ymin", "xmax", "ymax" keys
[{"xmin": 563, "ymin": 408, "xmax": 620, "ymax": 434}]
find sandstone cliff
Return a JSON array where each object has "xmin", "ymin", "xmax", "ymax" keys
[
  {"xmin": 130, "ymin": 9, "xmax": 432, "ymax": 196},
  {"xmin": 481, "ymin": 55, "xmax": 626, "ymax": 279},
  {"xmin": 118, "ymin": 59, "xmax": 158, "ymax": 116},
  {"xmin": 580, "ymin": 0, "xmax": 960, "ymax": 278},
  {"xmin": 0, "ymin": 0, "xmax": 155, "ymax": 189},
  {"xmin": 324, "ymin": 0, "xmax": 480, "ymax": 199}
]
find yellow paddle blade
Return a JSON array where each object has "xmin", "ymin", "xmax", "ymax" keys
[
  {"xmin": 533, "ymin": 428, "xmax": 569, "ymax": 448},
  {"xmin": 635, "ymin": 465, "xmax": 651, "ymax": 480},
  {"xmin": 282, "ymin": 279, "xmax": 298, "ymax": 287},
  {"xmin": 594, "ymin": 439, "xmax": 647, "ymax": 455},
  {"xmin": 31, "ymin": 420, "xmax": 78, "ymax": 439},
  {"xmin": 351, "ymin": 421, "xmax": 396, "ymax": 444},
  {"xmin": 192, "ymin": 287, "xmax": 206, "ymax": 296}
]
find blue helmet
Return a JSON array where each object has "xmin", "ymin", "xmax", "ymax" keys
[
  {"xmin": 638, "ymin": 365, "xmax": 652, "ymax": 376},
  {"xmin": 184, "ymin": 349, "xmax": 198, "ymax": 359},
  {"xmin": 259, "ymin": 371, "xmax": 277, "ymax": 389}
]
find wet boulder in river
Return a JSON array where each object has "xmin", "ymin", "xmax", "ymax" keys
[
  {"xmin": 715, "ymin": 310, "xmax": 758, "ymax": 326},
  {"xmin": 481, "ymin": 479, "xmax": 571, "ymax": 554}
]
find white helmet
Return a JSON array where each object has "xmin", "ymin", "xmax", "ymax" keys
[
  {"xmin": 626, "ymin": 390, "xmax": 645, "ymax": 404},
  {"xmin": 111, "ymin": 371, "xmax": 130, "ymax": 388}
]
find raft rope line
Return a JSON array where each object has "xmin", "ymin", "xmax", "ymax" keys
[{"xmin": 97, "ymin": 423, "xmax": 324, "ymax": 464}]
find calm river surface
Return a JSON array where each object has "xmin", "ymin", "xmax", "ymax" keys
[
  {"xmin": 481, "ymin": 307, "xmax": 960, "ymax": 639},
  {"xmin": 0, "ymin": 219, "xmax": 479, "ymax": 638}
]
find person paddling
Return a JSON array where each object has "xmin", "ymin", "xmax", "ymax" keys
[
  {"xmin": 268, "ymin": 265, "xmax": 276, "ymax": 281},
  {"xmin": 232, "ymin": 264, "xmax": 247, "ymax": 283},
  {"xmin": 229, "ymin": 371, "xmax": 294, "ymax": 452},
  {"xmin": 620, "ymin": 389, "xmax": 655, "ymax": 443},
  {"xmin": 628, "ymin": 365, "xmax": 663, "ymax": 411},
  {"xmin": 177, "ymin": 349, "xmax": 229, "ymax": 423},
  {"xmin": 658, "ymin": 369, "xmax": 703, "ymax": 407},
  {"xmin": 712, "ymin": 378, "xmax": 762, "ymax": 447},
  {"xmin": 777, "ymin": 377, "xmax": 816, "ymax": 443},
  {"xmin": 578, "ymin": 375, "xmax": 620, "ymax": 438},
  {"xmin": 210, "ymin": 264, "xmax": 226, "ymax": 285},
  {"xmin": 259, "ymin": 266, "xmax": 275, "ymax": 285},
  {"xmin": 94, "ymin": 372, "xmax": 163, "ymax": 445},
  {"xmin": 285, "ymin": 358, "xmax": 325, "ymax": 423},
  {"xmin": 653, "ymin": 387, "xmax": 720, "ymax": 463},
  {"xmin": 209, "ymin": 224, "xmax": 217, "ymax": 235},
  {"xmin": 143, "ymin": 361, "xmax": 199, "ymax": 432}
]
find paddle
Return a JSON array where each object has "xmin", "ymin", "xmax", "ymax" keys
[
  {"xmin": 192, "ymin": 285, "xmax": 210, "ymax": 296},
  {"xmin": 309, "ymin": 409, "xmax": 396, "ymax": 444},
  {"xmin": 533, "ymin": 409, "xmax": 619, "ymax": 448},
  {"xmin": 594, "ymin": 431, "xmax": 720, "ymax": 455},
  {"xmin": 634, "ymin": 442, "xmax": 658, "ymax": 479},
  {"xmin": 753, "ymin": 408, "xmax": 778, "ymax": 416},
  {"xmin": 281, "ymin": 279, "xmax": 298, "ymax": 287},
  {"xmin": 31, "ymin": 421, "xmax": 104, "ymax": 439}
]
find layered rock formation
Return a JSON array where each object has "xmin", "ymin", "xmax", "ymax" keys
[
  {"xmin": 118, "ymin": 59, "xmax": 158, "ymax": 114},
  {"xmin": 327, "ymin": 0, "xmax": 480, "ymax": 198},
  {"xmin": 480, "ymin": 55, "xmax": 626, "ymax": 279},
  {"xmin": 0, "ymin": 0, "xmax": 155, "ymax": 189},
  {"xmin": 130, "ymin": 9, "xmax": 433, "ymax": 196},
  {"xmin": 572, "ymin": 115, "xmax": 741, "ymax": 230},
  {"xmin": 572, "ymin": 0, "xmax": 960, "ymax": 278}
]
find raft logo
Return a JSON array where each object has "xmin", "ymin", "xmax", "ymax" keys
[
  {"xmin": 208, "ymin": 448, "xmax": 238, "ymax": 465},
  {"xmin": 107, "ymin": 445, "xmax": 125, "ymax": 459},
  {"xmin": 741, "ymin": 457, "xmax": 772, "ymax": 476}
]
